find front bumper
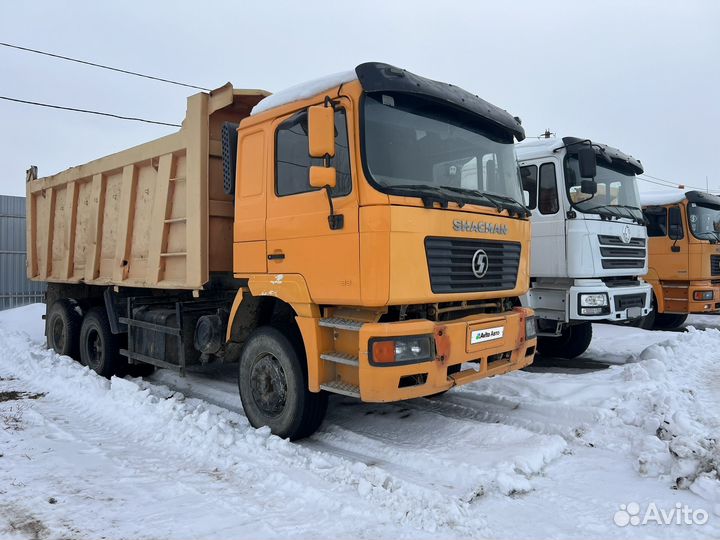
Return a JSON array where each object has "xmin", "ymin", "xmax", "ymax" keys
[
  {"xmin": 356, "ymin": 307, "xmax": 536, "ymax": 402},
  {"xmin": 568, "ymin": 280, "xmax": 653, "ymax": 322},
  {"xmin": 667, "ymin": 281, "xmax": 720, "ymax": 314}
]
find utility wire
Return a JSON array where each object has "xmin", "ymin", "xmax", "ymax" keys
[
  {"xmin": 0, "ymin": 95, "xmax": 181, "ymax": 127},
  {"xmin": 637, "ymin": 175, "xmax": 720, "ymax": 193},
  {"xmin": 0, "ymin": 41, "xmax": 210, "ymax": 91}
]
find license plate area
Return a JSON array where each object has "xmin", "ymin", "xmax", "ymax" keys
[
  {"xmin": 466, "ymin": 318, "xmax": 506, "ymax": 353},
  {"xmin": 627, "ymin": 306, "xmax": 643, "ymax": 319}
]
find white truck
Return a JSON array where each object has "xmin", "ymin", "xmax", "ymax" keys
[{"xmin": 516, "ymin": 135, "xmax": 652, "ymax": 358}]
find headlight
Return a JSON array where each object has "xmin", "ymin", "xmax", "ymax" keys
[
  {"xmin": 370, "ymin": 335, "xmax": 435, "ymax": 365},
  {"xmin": 578, "ymin": 293, "xmax": 610, "ymax": 316},
  {"xmin": 525, "ymin": 316, "xmax": 537, "ymax": 339},
  {"xmin": 693, "ymin": 290, "xmax": 714, "ymax": 301},
  {"xmin": 580, "ymin": 293, "xmax": 608, "ymax": 307}
]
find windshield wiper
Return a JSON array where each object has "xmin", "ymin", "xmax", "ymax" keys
[
  {"xmin": 590, "ymin": 204, "xmax": 643, "ymax": 224},
  {"xmin": 694, "ymin": 231, "xmax": 720, "ymax": 244},
  {"xmin": 437, "ymin": 186, "xmax": 530, "ymax": 217},
  {"xmin": 386, "ymin": 184, "xmax": 470, "ymax": 209}
]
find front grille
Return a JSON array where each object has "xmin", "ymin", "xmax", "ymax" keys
[
  {"xmin": 425, "ymin": 237, "xmax": 521, "ymax": 293},
  {"xmin": 712, "ymin": 255, "xmax": 720, "ymax": 276},
  {"xmin": 598, "ymin": 235, "xmax": 646, "ymax": 247},
  {"xmin": 598, "ymin": 234, "xmax": 646, "ymax": 271},
  {"xmin": 601, "ymin": 259, "xmax": 645, "ymax": 269},
  {"xmin": 600, "ymin": 247, "xmax": 646, "ymax": 258},
  {"xmin": 614, "ymin": 293, "xmax": 647, "ymax": 311}
]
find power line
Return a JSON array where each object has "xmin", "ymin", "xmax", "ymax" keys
[
  {"xmin": 0, "ymin": 95, "xmax": 181, "ymax": 127},
  {"xmin": 0, "ymin": 41, "xmax": 210, "ymax": 91},
  {"xmin": 637, "ymin": 175, "xmax": 720, "ymax": 194}
]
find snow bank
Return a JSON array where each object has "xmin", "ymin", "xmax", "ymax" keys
[
  {"xmin": 453, "ymin": 326, "xmax": 720, "ymax": 516},
  {"xmin": 251, "ymin": 70, "xmax": 357, "ymax": 116},
  {"xmin": 0, "ymin": 303, "xmax": 45, "ymax": 344}
]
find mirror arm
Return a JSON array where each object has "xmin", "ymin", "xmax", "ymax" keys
[{"xmin": 323, "ymin": 186, "xmax": 344, "ymax": 230}]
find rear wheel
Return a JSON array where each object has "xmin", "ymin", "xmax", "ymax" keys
[
  {"xmin": 537, "ymin": 322, "xmax": 593, "ymax": 359},
  {"xmin": 79, "ymin": 307, "xmax": 126, "ymax": 378},
  {"xmin": 653, "ymin": 313, "xmax": 688, "ymax": 330},
  {"xmin": 46, "ymin": 299, "xmax": 82, "ymax": 359},
  {"xmin": 238, "ymin": 326, "xmax": 328, "ymax": 440}
]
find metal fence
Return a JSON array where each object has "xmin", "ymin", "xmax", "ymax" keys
[{"xmin": 0, "ymin": 195, "xmax": 46, "ymax": 310}]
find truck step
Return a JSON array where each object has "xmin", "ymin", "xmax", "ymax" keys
[
  {"xmin": 320, "ymin": 352, "xmax": 359, "ymax": 367},
  {"xmin": 319, "ymin": 317, "xmax": 364, "ymax": 331},
  {"xmin": 320, "ymin": 380, "xmax": 361, "ymax": 398}
]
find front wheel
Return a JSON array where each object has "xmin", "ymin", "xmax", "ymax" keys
[
  {"xmin": 537, "ymin": 322, "xmax": 593, "ymax": 359},
  {"xmin": 238, "ymin": 326, "xmax": 328, "ymax": 440}
]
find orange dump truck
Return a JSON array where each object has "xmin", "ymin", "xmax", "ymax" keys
[
  {"xmin": 640, "ymin": 190, "xmax": 720, "ymax": 329},
  {"xmin": 27, "ymin": 63, "xmax": 536, "ymax": 439}
]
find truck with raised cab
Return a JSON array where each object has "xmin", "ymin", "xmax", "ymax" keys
[
  {"xmin": 27, "ymin": 62, "xmax": 537, "ymax": 439},
  {"xmin": 515, "ymin": 135, "xmax": 652, "ymax": 358},
  {"xmin": 639, "ymin": 190, "xmax": 720, "ymax": 329}
]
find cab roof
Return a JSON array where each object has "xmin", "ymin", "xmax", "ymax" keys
[
  {"xmin": 251, "ymin": 62, "xmax": 525, "ymax": 140},
  {"xmin": 640, "ymin": 190, "xmax": 720, "ymax": 208}
]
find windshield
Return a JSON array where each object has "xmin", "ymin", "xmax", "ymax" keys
[
  {"xmin": 687, "ymin": 203, "xmax": 720, "ymax": 241},
  {"xmin": 564, "ymin": 156, "xmax": 643, "ymax": 221},
  {"xmin": 362, "ymin": 92, "xmax": 524, "ymax": 208}
]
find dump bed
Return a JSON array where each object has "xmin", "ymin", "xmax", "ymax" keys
[{"xmin": 26, "ymin": 84, "xmax": 268, "ymax": 290}]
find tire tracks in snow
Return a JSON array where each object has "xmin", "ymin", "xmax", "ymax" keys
[{"xmin": 0, "ymin": 330, "xmax": 484, "ymax": 536}]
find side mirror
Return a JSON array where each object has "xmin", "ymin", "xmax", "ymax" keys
[
  {"xmin": 309, "ymin": 166, "xmax": 336, "ymax": 189},
  {"xmin": 308, "ymin": 105, "xmax": 335, "ymax": 158},
  {"xmin": 523, "ymin": 190, "xmax": 530, "ymax": 207},
  {"xmin": 577, "ymin": 146, "xmax": 597, "ymax": 178},
  {"xmin": 580, "ymin": 179, "xmax": 597, "ymax": 195}
]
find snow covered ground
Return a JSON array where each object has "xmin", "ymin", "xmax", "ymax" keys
[{"xmin": 1, "ymin": 305, "xmax": 719, "ymax": 539}]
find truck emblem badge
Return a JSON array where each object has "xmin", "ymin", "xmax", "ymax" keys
[
  {"xmin": 471, "ymin": 249, "xmax": 489, "ymax": 278},
  {"xmin": 621, "ymin": 225, "xmax": 632, "ymax": 244},
  {"xmin": 453, "ymin": 220, "xmax": 508, "ymax": 235}
]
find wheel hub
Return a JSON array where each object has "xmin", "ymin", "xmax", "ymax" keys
[
  {"xmin": 51, "ymin": 317, "xmax": 66, "ymax": 350},
  {"xmin": 249, "ymin": 353, "xmax": 287, "ymax": 417},
  {"xmin": 86, "ymin": 329, "xmax": 103, "ymax": 369}
]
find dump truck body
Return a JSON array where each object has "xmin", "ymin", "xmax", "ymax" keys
[
  {"xmin": 641, "ymin": 190, "xmax": 720, "ymax": 328},
  {"xmin": 26, "ymin": 84, "xmax": 267, "ymax": 290},
  {"xmin": 29, "ymin": 63, "xmax": 536, "ymax": 439}
]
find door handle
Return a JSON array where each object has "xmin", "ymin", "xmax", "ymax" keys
[{"xmin": 268, "ymin": 253, "xmax": 285, "ymax": 261}]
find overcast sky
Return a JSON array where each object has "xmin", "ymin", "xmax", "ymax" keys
[{"xmin": 1, "ymin": 0, "xmax": 718, "ymax": 197}]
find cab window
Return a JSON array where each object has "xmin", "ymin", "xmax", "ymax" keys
[
  {"xmin": 538, "ymin": 163, "xmax": 559, "ymax": 214},
  {"xmin": 275, "ymin": 109, "xmax": 351, "ymax": 197},
  {"xmin": 520, "ymin": 165, "xmax": 537, "ymax": 210},
  {"xmin": 644, "ymin": 207, "xmax": 667, "ymax": 237}
]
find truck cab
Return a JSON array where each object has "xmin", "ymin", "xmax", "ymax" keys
[
  {"xmin": 516, "ymin": 135, "xmax": 652, "ymax": 358},
  {"xmin": 640, "ymin": 190, "xmax": 720, "ymax": 329}
]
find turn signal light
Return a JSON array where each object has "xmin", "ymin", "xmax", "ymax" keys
[{"xmin": 693, "ymin": 290, "xmax": 714, "ymax": 301}]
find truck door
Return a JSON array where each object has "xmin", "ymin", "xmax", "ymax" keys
[
  {"xmin": 521, "ymin": 160, "xmax": 565, "ymax": 277},
  {"xmin": 646, "ymin": 204, "xmax": 689, "ymax": 279},
  {"xmin": 266, "ymin": 102, "xmax": 360, "ymax": 304}
]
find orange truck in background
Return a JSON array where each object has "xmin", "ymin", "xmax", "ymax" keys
[
  {"xmin": 640, "ymin": 190, "xmax": 720, "ymax": 329},
  {"xmin": 26, "ymin": 62, "xmax": 536, "ymax": 439}
]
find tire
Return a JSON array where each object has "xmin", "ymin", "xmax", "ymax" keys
[
  {"xmin": 537, "ymin": 322, "xmax": 593, "ymax": 359},
  {"xmin": 238, "ymin": 326, "xmax": 328, "ymax": 440},
  {"xmin": 46, "ymin": 299, "xmax": 82, "ymax": 359},
  {"xmin": 653, "ymin": 313, "xmax": 688, "ymax": 330},
  {"xmin": 79, "ymin": 307, "xmax": 126, "ymax": 378}
]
